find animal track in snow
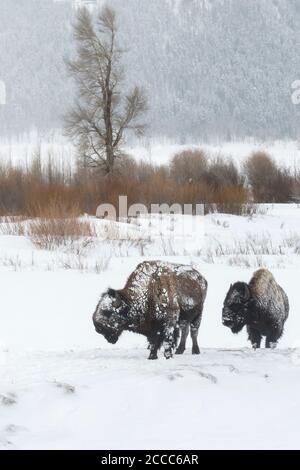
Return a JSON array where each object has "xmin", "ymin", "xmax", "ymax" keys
[
  {"xmin": 168, "ymin": 372, "xmax": 184, "ymax": 381},
  {"xmin": 5, "ymin": 424, "xmax": 28, "ymax": 434},
  {"xmin": 53, "ymin": 381, "xmax": 76, "ymax": 394},
  {"xmin": 0, "ymin": 438, "xmax": 13, "ymax": 448},
  {"xmin": 197, "ymin": 371, "xmax": 218, "ymax": 384},
  {"xmin": 0, "ymin": 392, "xmax": 17, "ymax": 406}
]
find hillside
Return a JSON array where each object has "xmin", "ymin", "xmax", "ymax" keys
[{"xmin": 1, "ymin": 0, "xmax": 300, "ymax": 140}]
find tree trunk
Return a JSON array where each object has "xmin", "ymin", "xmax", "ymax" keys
[{"xmin": 104, "ymin": 61, "xmax": 114, "ymax": 173}]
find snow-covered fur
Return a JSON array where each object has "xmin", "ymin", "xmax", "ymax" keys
[
  {"xmin": 222, "ymin": 269, "xmax": 289, "ymax": 348},
  {"xmin": 93, "ymin": 261, "xmax": 208, "ymax": 359}
]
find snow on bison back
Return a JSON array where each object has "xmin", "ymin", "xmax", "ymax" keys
[{"xmin": 93, "ymin": 261, "xmax": 208, "ymax": 359}]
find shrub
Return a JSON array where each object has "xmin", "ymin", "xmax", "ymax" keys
[
  {"xmin": 244, "ymin": 151, "xmax": 293, "ymax": 202},
  {"xmin": 28, "ymin": 201, "xmax": 95, "ymax": 250},
  {"xmin": 213, "ymin": 185, "xmax": 249, "ymax": 215},
  {"xmin": 170, "ymin": 149, "xmax": 208, "ymax": 184},
  {"xmin": 0, "ymin": 216, "xmax": 26, "ymax": 236},
  {"xmin": 1, "ymin": 147, "xmax": 296, "ymax": 218},
  {"xmin": 202, "ymin": 157, "xmax": 243, "ymax": 190}
]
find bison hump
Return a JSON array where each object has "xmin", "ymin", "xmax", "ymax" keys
[
  {"xmin": 149, "ymin": 274, "xmax": 179, "ymax": 311},
  {"xmin": 249, "ymin": 269, "xmax": 275, "ymax": 297}
]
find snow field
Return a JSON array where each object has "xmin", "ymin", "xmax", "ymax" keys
[{"xmin": 1, "ymin": 204, "xmax": 300, "ymax": 449}]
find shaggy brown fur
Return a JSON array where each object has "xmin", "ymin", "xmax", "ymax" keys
[
  {"xmin": 250, "ymin": 269, "xmax": 280, "ymax": 301},
  {"xmin": 93, "ymin": 261, "xmax": 208, "ymax": 359}
]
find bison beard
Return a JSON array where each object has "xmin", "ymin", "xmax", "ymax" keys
[
  {"xmin": 95, "ymin": 325, "xmax": 119, "ymax": 344},
  {"xmin": 231, "ymin": 323, "xmax": 244, "ymax": 334}
]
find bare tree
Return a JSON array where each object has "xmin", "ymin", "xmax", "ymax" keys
[{"xmin": 65, "ymin": 6, "xmax": 147, "ymax": 174}]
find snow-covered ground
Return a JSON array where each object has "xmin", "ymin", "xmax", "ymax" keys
[
  {"xmin": 2, "ymin": 348, "xmax": 300, "ymax": 450},
  {"xmin": 1, "ymin": 204, "xmax": 300, "ymax": 449}
]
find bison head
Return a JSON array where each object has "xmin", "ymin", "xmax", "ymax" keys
[
  {"xmin": 93, "ymin": 288, "xmax": 131, "ymax": 344},
  {"xmin": 222, "ymin": 282, "xmax": 251, "ymax": 334}
]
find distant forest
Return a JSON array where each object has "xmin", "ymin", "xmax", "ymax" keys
[{"xmin": 1, "ymin": 0, "xmax": 300, "ymax": 141}]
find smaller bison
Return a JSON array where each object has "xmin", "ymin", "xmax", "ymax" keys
[
  {"xmin": 93, "ymin": 261, "xmax": 208, "ymax": 359},
  {"xmin": 222, "ymin": 268, "xmax": 289, "ymax": 348}
]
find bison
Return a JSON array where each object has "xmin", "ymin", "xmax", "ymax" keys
[
  {"xmin": 93, "ymin": 261, "xmax": 208, "ymax": 359},
  {"xmin": 222, "ymin": 268, "xmax": 289, "ymax": 348}
]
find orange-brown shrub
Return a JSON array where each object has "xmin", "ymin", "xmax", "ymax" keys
[
  {"xmin": 244, "ymin": 151, "xmax": 294, "ymax": 203},
  {"xmin": 170, "ymin": 149, "xmax": 208, "ymax": 184},
  {"xmin": 28, "ymin": 201, "xmax": 95, "ymax": 250},
  {"xmin": 1, "ymin": 148, "xmax": 294, "ymax": 218},
  {"xmin": 213, "ymin": 185, "xmax": 250, "ymax": 215}
]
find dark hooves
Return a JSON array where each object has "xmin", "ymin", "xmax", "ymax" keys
[
  {"xmin": 175, "ymin": 348, "xmax": 185, "ymax": 355},
  {"xmin": 148, "ymin": 354, "xmax": 158, "ymax": 360},
  {"xmin": 192, "ymin": 347, "xmax": 200, "ymax": 355}
]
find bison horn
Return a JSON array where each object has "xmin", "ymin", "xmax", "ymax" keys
[
  {"xmin": 242, "ymin": 284, "xmax": 250, "ymax": 301},
  {"xmin": 108, "ymin": 288, "xmax": 116, "ymax": 297},
  {"xmin": 107, "ymin": 288, "xmax": 122, "ymax": 308},
  {"xmin": 113, "ymin": 295, "xmax": 122, "ymax": 309}
]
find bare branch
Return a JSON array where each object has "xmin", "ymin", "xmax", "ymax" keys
[{"xmin": 113, "ymin": 87, "xmax": 147, "ymax": 147}]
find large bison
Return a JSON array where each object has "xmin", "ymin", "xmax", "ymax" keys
[
  {"xmin": 222, "ymin": 268, "xmax": 289, "ymax": 348},
  {"xmin": 93, "ymin": 261, "xmax": 208, "ymax": 359}
]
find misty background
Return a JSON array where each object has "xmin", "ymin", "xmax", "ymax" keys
[{"xmin": 1, "ymin": 0, "xmax": 300, "ymax": 142}]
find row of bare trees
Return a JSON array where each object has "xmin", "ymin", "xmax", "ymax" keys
[
  {"xmin": 170, "ymin": 149, "xmax": 299, "ymax": 203},
  {"xmin": 0, "ymin": 149, "xmax": 298, "ymax": 217}
]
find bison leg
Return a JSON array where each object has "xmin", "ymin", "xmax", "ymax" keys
[
  {"xmin": 147, "ymin": 332, "xmax": 163, "ymax": 360},
  {"xmin": 247, "ymin": 326, "xmax": 262, "ymax": 349},
  {"xmin": 148, "ymin": 344, "xmax": 159, "ymax": 360},
  {"xmin": 265, "ymin": 326, "xmax": 283, "ymax": 349},
  {"xmin": 191, "ymin": 326, "xmax": 200, "ymax": 355},
  {"xmin": 190, "ymin": 312, "xmax": 203, "ymax": 354},
  {"xmin": 162, "ymin": 322, "xmax": 178, "ymax": 359},
  {"xmin": 265, "ymin": 339, "xmax": 277, "ymax": 349},
  {"xmin": 265, "ymin": 335, "xmax": 279, "ymax": 349},
  {"xmin": 175, "ymin": 322, "xmax": 189, "ymax": 355}
]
